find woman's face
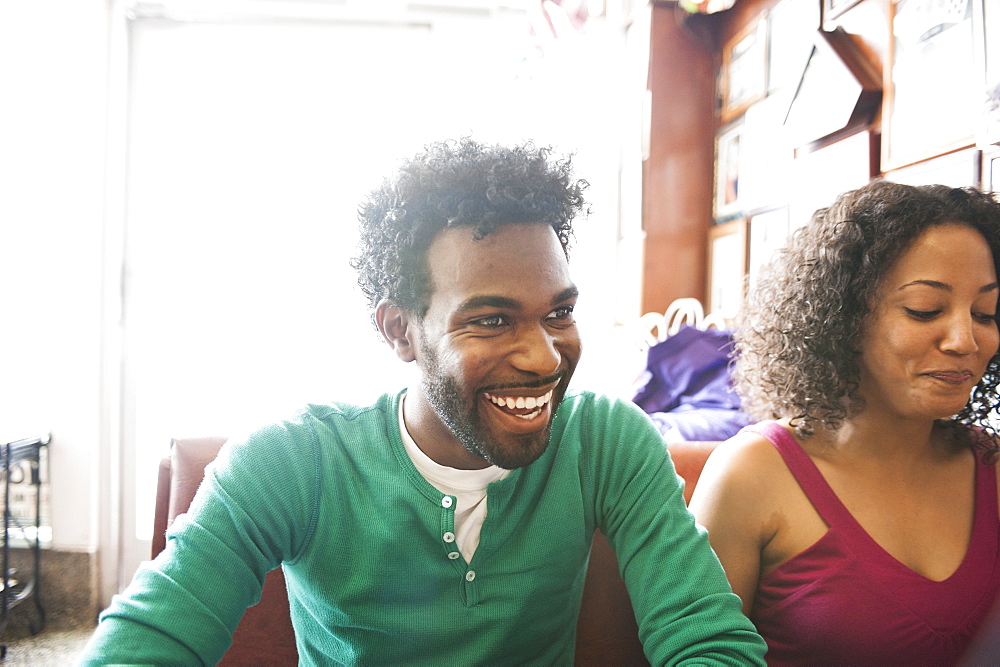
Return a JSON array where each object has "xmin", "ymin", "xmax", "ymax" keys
[{"xmin": 858, "ymin": 223, "xmax": 1000, "ymax": 423}]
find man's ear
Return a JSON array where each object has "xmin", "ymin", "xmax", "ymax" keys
[{"xmin": 375, "ymin": 300, "xmax": 417, "ymax": 362}]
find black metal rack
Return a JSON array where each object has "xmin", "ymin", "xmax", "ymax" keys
[{"xmin": 0, "ymin": 435, "xmax": 49, "ymax": 659}]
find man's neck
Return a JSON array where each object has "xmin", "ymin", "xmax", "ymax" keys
[{"xmin": 401, "ymin": 389, "xmax": 492, "ymax": 469}]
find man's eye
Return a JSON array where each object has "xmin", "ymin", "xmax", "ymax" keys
[
  {"xmin": 904, "ymin": 308, "xmax": 939, "ymax": 321},
  {"xmin": 974, "ymin": 312, "xmax": 998, "ymax": 324},
  {"xmin": 547, "ymin": 306, "xmax": 575, "ymax": 321},
  {"xmin": 473, "ymin": 314, "xmax": 507, "ymax": 327}
]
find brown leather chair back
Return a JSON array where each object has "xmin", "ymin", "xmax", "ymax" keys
[
  {"xmin": 152, "ymin": 437, "xmax": 719, "ymax": 666},
  {"xmin": 153, "ymin": 436, "xmax": 297, "ymax": 665}
]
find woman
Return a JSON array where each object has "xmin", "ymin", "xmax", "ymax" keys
[{"xmin": 690, "ymin": 181, "xmax": 1000, "ymax": 665}]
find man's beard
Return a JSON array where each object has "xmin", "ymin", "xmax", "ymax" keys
[{"xmin": 420, "ymin": 347, "xmax": 555, "ymax": 470}]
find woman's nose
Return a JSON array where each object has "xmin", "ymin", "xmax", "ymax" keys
[{"xmin": 941, "ymin": 315, "xmax": 979, "ymax": 355}]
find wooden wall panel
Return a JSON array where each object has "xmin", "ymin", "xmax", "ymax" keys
[{"xmin": 641, "ymin": 4, "xmax": 717, "ymax": 314}]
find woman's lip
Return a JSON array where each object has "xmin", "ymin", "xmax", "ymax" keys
[{"xmin": 925, "ymin": 371, "xmax": 973, "ymax": 384}]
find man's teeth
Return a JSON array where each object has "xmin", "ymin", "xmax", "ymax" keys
[{"xmin": 485, "ymin": 390, "xmax": 553, "ymax": 414}]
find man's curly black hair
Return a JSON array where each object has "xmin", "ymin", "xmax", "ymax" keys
[
  {"xmin": 734, "ymin": 180, "xmax": 1000, "ymax": 458},
  {"xmin": 351, "ymin": 137, "xmax": 588, "ymax": 323}
]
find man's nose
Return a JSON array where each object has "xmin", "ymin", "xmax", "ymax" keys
[{"xmin": 510, "ymin": 324, "xmax": 561, "ymax": 376}]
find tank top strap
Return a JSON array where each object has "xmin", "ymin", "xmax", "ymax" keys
[{"xmin": 743, "ymin": 421, "xmax": 853, "ymax": 528}]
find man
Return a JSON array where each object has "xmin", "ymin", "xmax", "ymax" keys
[{"xmin": 82, "ymin": 138, "xmax": 765, "ymax": 664}]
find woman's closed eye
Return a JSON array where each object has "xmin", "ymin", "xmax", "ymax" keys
[
  {"xmin": 904, "ymin": 308, "xmax": 940, "ymax": 321},
  {"xmin": 903, "ymin": 308, "xmax": 998, "ymax": 324}
]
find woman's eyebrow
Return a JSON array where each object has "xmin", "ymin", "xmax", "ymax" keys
[{"xmin": 897, "ymin": 280, "xmax": 1000, "ymax": 293}]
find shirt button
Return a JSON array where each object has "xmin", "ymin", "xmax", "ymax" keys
[
  {"xmin": 465, "ymin": 570, "xmax": 476, "ymax": 582},
  {"xmin": 441, "ymin": 497, "xmax": 453, "ymax": 508},
  {"xmin": 443, "ymin": 532, "xmax": 456, "ymax": 543},
  {"xmin": 448, "ymin": 551, "xmax": 460, "ymax": 560}
]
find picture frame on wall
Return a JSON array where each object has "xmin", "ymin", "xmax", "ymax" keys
[
  {"xmin": 882, "ymin": 147, "xmax": 981, "ymax": 189},
  {"xmin": 739, "ymin": 89, "xmax": 796, "ymax": 212},
  {"xmin": 747, "ymin": 207, "xmax": 791, "ymax": 288},
  {"xmin": 767, "ymin": 0, "xmax": 820, "ymax": 95},
  {"xmin": 783, "ymin": 27, "xmax": 882, "ymax": 150},
  {"xmin": 708, "ymin": 217, "xmax": 749, "ymax": 318},
  {"xmin": 883, "ymin": 0, "xmax": 979, "ymax": 169},
  {"xmin": 714, "ymin": 119, "xmax": 745, "ymax": 220},
  {"xmin": 788, "ymin": 128, "xmax": 876, "ymax": 231},
  {"xmin": 721, "ymin": 19, "xmax": 767, "ymax": 123},
  {"xmin": 974, "ymin": 0, "xmax": 1000, "ymax": 146},
  {"xmin": 983, "ymin": 144, "xmax": 1000, "ymax": 191},
  {"xmin": 823, "ymin": 0, "xmax": 864, "ymax": 22}
]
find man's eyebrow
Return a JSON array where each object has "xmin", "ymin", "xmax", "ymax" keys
[
  {"xmin": 898, "ymin": 280, "xmax": 1000, "ymax": 293},
  {"xmin": 457, "ymin": 295, "xmax": 521, "ymax": 313},
  {"xmin": 456, "ymin": 286, "xmax": 579, "ymax": 314},
  {"xmin": 553, "ymin": 286, "xmax": 580, "ymax": 305}
]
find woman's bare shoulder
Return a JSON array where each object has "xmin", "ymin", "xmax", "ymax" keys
[
  {"xmin": 699, "ymin": 427, "xmax": 792, "ymax": 490},
  {"xmin": 691, "ymin": 429, "xmax": 789, "ymax": 518},
  {"xmin": 692, "ymin": 423, "xmax": 817, "ymax": 567}
]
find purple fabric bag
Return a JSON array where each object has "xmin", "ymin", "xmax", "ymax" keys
[{"xmin": 631, "ymin": 324, "xmax": 751, "ymax": 442}]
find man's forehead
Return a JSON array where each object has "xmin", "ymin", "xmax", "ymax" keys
[
  {"xmin": 428, "ymin": 221, "xmax": 560, "ymax": 252},
  {"xmin": 424, "ymin": 223, "xmax": 573, "ymax": 302}
]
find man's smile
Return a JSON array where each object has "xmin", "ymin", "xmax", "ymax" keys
[{"xmin": 483, "ymin": 389, "xmax": 554, "ymax": 420}]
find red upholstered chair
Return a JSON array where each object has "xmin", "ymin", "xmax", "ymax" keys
[
  {"xmin": 152, "ymin": 437, "xmax": 297, "ymax": 665},
  {"xmin": 152, "ymin": 436, "xmax": 719, "ymax": 665}
]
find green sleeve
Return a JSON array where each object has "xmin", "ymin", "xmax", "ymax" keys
[
  {"xmin": 79, "ymin": 419, "xmax": 321, "ymax": 665},
  {"xmin": 588, "ymin": 396, "xmax": 766, "ymax": 666}
]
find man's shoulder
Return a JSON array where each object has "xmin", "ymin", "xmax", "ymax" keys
[
  {"xmin": 557, "ymin": 388, "xmax": 649, "ymax": 424},
  {"xmin": 229, "ymin": 392, "xmax": 400, "ymax": 457},
  {"xmin": 300, "ymin": 391, "xmax": 398, "ymax": 425},
  {"xmin": 553, "ymin": 389, "xmax": 660, "ymax": 455}
]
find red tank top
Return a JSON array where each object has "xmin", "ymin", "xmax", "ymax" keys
[{"xmin": 747, "ymin": 421, "xmax": 1000, "ymax": 666}]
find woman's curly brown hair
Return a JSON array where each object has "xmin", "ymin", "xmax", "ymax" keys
[
  {"xmin": 351, "ymin": 137, "xmax": 588, "ymax": 323},
  {"xmin": 734, "ymin": 180, "xmax": 1000, "ymax": 457}
]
